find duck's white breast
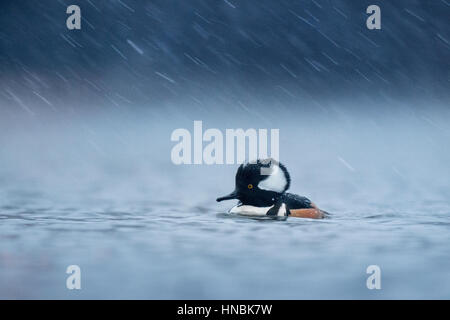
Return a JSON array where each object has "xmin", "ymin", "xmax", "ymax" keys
[{"xmin": 229, "ymin": 204, "xmax": 287, "ymax": 217}]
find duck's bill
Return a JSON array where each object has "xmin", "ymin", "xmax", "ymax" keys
[{"xmin": 216, "ymin": 190, "xmax": 238, "ymax": 202}]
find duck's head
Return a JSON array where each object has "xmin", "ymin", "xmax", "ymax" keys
[{"xmin": 216, "ymin": 159, "xmax": 290, "ymax": 207}]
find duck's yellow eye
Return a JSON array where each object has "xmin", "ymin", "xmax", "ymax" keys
[{"xmin": 248, "ymin": 184, "xmax": 253, "ymax": 189}]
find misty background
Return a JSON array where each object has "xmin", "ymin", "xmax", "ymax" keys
[
  {"xmin": 1, "ymin": 0, "xmax": 449, "ymax": 205},
  {"xmin": 0, "ymin": 0, "xmax": 449, "ymax": 299}
]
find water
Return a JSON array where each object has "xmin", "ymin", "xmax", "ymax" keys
[
  {"xmin": 1, "ymin": 105, "xmax": 449, "ymax": 299},
  {"xmin": 1, "ymin": 194, "xmax": 449, "ymax": 299}
]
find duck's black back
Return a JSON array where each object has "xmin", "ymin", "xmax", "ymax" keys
[{"xmin": 280, "ymin": 193, "xmax": 313, "ymax": 209}]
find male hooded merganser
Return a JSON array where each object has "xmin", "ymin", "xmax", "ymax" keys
[{"xmin": 216, "ymin": 159, "xmax": 326, "ymax": 219}]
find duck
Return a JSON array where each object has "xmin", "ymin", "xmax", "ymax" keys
[{"xmin": 216, "ymin": 159, "xmax": 326, "ymax": 219}]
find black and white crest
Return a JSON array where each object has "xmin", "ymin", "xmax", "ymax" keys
[
  {"xmin": 236, "ymin": 159, "xmax": 291, "ymax": 193},
  {"xmin": 257, "ymin": 160, "xmax": 290, "ymax": 193},
  {"xmin": 217, "ymin": 159, "xmax": 291, "ymax": 206}
]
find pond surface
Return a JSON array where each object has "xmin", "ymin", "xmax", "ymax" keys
[{"xmin": 1, "ymin": 189, "xmax": 449, "ymax": 299}]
